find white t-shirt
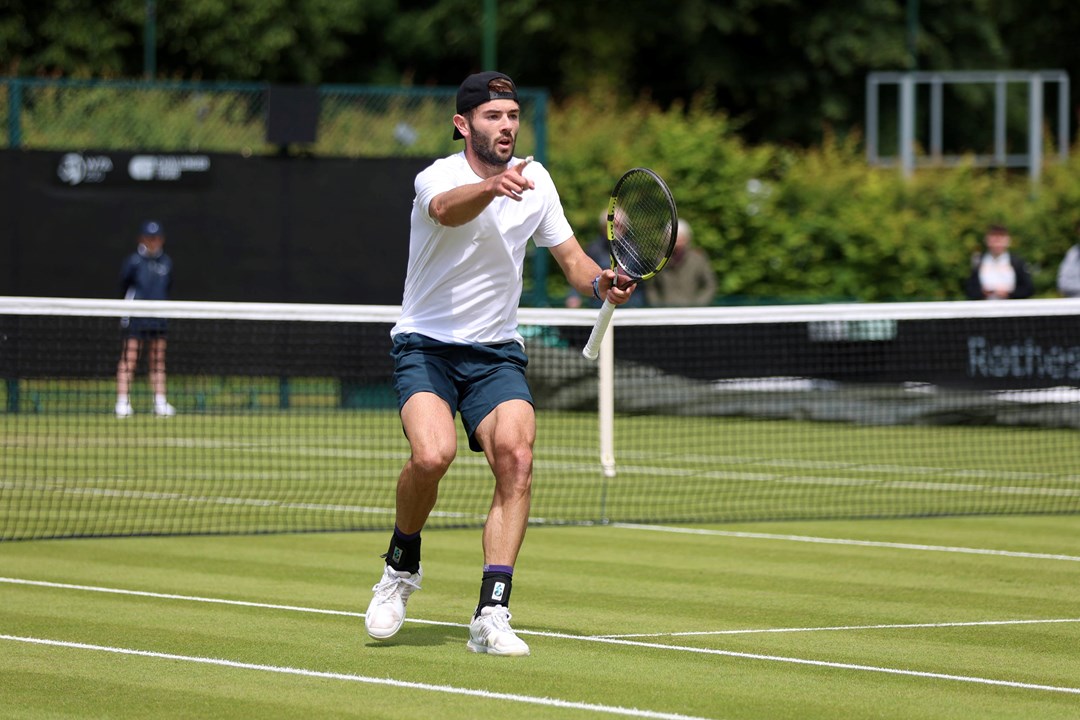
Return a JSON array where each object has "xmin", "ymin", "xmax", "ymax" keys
[
  {"xmin": 978, "ymin": 252, "xmax": 1016, "ymax": 299},
  {"xmin": 391, "ymin": 152, "xmax": 573, "ymax": 344}
]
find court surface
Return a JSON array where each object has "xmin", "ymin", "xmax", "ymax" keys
[{"xmin": 2, "ymin": 516, "xmax": 1078, "ymax": 719}]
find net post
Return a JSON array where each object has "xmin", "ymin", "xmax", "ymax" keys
[
  {"xmin": 596, "ymin": 323, "xmax": 616, "ymax": 524},
  {"xmin": 598, "ymin": 321, "xmax": 616, "ymax": 516}
]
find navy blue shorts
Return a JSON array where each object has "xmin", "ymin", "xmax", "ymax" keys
[
  {"xmin": 120, "ymin": 317, "xmax": 168, "ymax": 339},
  {"xmin": 391, "ymin": 332, "xmax": 532, "ymax": 452}
]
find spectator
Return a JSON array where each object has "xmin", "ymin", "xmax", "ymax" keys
[
  {"xmin": 1056, "ymin": 223, "xmax": 1080, "ymax": 298},
  {"xmin": 647, "ymin": 219, "xmax": 717, "ymax": 306},
  {"xmin": 565, "ymin": 211, "xmax": 647, "ymax": 308},
  {"xmin": 964, "ymin": 224, "xmax": 1034, "ymax": 300},
  {"xmin": 115, "ymin": 221, "xmax": 175, "ymax": 418}
]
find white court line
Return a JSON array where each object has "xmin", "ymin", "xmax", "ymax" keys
[
  {"xmin": 4, "ymin": 578, "xmax": 1079, "ymax": 639},
  {"xmin": 2, "ymin": 576, "xmax": 1079, "ymax": 696},
  {"xmin": 10, "ymin": 434, "xmax": 1078, "ymax": 495},
  {"xmin": 611, "ymin": 523, "xmax": 1080, "ymax": 562},
  {"xmin": 0, "ymin": 577, "xmax": 385, "ymax": 619},
  {"xmin": 0, "ymin": 483, "xmax": 482, "ymax": 522},
  {"xmin": 0, "ymin": 634, "xmax": 712, "ymax": 720},
  {"xmin": 596, "ymin": 618, "xmax": 1080, "ymax": 639},
  {"xmin": 551, "ymin": 633, "xmax": 1080, "ymax": 695}
]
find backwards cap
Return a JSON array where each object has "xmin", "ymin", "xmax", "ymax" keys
[{"xmin": 452, "ymin": 71, "xmax": 518, "ymax": 140}]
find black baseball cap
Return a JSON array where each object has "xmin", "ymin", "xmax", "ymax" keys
[
  {"xmin": 452, "ymin": 71, "xmax": 518, "ymax": 140},
  {"xmin": 140, "ymin": 220, "xmax": 164, "ymax": 237}
]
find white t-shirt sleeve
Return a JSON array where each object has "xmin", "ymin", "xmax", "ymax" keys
[
  {"xmin": 528, "ymin": 162, "xmax": 574, "ymax": 249},
  {"xmin": 414, "ymin": 158, "xmax": 459, "ymax": 226}
]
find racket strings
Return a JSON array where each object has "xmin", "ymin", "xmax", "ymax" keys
[{"xmin": 611, "ymin": 172, "xmax": 676, "ymax": 280}]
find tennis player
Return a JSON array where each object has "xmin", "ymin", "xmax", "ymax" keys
[{"xmin": 365, "ymin": 71, "xmax": 636, "ymax": 655}]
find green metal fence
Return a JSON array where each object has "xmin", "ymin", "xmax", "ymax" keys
[
  {"xmin": 1, "ymin": 80, "xmax": 10, "ymax": 148},
  {"xmin": 0, "ymin": 78, "xmax": 548, "ymax": 161}
]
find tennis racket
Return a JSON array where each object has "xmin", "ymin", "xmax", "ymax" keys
[{"xmin": 581, "ymin": 168, "xmax": 678, "ymax": 360}]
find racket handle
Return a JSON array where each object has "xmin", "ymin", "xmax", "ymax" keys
[{"xmin": 582, "ymin": 299, "xmax": 616, "ymax": 360}]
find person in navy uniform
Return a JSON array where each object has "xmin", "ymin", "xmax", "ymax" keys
[{"xmin": 115, "ymin": 220, "xmax": 176, "ymax": 418}]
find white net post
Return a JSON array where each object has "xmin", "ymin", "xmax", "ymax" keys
[{"xmin": 598, "ymin": 322, "xmax": 616, "ymax": 479}]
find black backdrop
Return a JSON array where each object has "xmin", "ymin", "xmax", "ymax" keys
[{"xmin": 0, "ymin": 150, "xmax": 430, "ymax": 304}]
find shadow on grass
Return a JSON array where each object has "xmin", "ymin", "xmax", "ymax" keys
[{"xmin": 363, "ymin": 624, "xmax": 463, "ymax": 649}]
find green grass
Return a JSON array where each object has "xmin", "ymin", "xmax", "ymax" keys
[
  {"xmin": 3, "ymin": 408, "xmax": 1079, "ymax": 540},
  {"xmin": 2, "ymin": 403, "xmax": 1079, "ymax": 717},
  {"xmin": 1, "ymin": 517, "xmax": 1079, "ymax": 719}
]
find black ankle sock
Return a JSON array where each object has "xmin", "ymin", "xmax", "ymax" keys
[
  {"xmin": 475, "ymin": 566, "xmax": 513, "ymax": 617},
  {"xmin": 383, "ymin": 526, "xmax": 421, "ymax": 574}
]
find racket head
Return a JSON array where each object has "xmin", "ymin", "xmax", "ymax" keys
[{"xmin": 605, "ymin": 168, "xmax": 678, "ymax": 282}]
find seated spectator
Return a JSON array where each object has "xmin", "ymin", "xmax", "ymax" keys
[
  {"xmin": 647, "ymin": 219, "xmax": 717, "ymax": 307},
  {"xmin": 964, "ymin": 224, "xmax": 1034, "ymax": 300},
  {"xmin": 1056, "ymin": 223, "xmax": 1080, "ymax": 298},
  {"xmin": 566, "ymin": 211, "xmax": 647, "ymax": 308}
]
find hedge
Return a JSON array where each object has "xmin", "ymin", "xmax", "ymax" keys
[{"xmin": 546, "ymin": 94, "xmax": 1080, "ymax": 303}]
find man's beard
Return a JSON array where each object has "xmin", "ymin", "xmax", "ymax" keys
[{"xmin": 471, "ymin": 125, "xmax": 515, "ymax": 168}]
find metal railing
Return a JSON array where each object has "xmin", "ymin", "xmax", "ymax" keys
[
  {"xmin": 0, "ymin": 77, "xmax": 549, "ymax": 162},
  {"xmin": 866, "ymin": 70, "xmax": 1070, "ymax": 181}
]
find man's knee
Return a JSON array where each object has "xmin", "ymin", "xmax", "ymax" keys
[
  {"xmin": 493, "ymin": 441, "xmax": 533, "ymax": 490},
  {"xmin": 410, "ymin": 444, "xmax": 456, "ymax": 477},
  {"xmin": 505, "ymin": 442, "xmax": 532, "ymax": 473}
]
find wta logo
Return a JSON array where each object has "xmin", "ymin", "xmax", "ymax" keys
[{"xmin": 57, "ymin": 153, "xmax": 113, "ymax": 185}]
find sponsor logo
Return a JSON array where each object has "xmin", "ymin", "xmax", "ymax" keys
[
  {"xmin": 129, "ymin": 155, "xmax": 211, "ymax": 181},
  {"xmin": 968, "ymin": 336, "xmax": 1080, "ymax": 380},
  {"xmin": 809, "ymin": 319, "xmax": 897, "ymax": 342},
  {"xmin": 491, "ymin": 581, "xmax": 505, "ymax": 601},
  {"xmin": 57, "ymin": 153, "xmax": 114, "ymax": 185},
  {"xmin": 391, "ymin": 547, "xmax": 403, "ymax": 563}
]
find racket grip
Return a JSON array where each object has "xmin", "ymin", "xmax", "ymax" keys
[{"xmin": 582, "ymin": 299, "xmax": 616, "ymax": 360}]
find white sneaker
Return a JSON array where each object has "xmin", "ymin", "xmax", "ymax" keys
[
  {"xmin": 115, "ymin": 401, "xmax": 133, "ymax": 418},
  {"xmin": 364, "ymin": 564, "xmax": 422, "ymax": 640},
  {"xmin": 154, "ymin": 402, "xmax": 176, "ymax": 417},
  {"xmin": 467, "ymin": 605, "xmax": 530, "ymax": 656}
]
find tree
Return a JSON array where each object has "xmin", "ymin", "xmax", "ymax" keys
[
  {"xmin": 1, "ymin": 0, "xmax": 1075, "ymax": 145},
  {"xmin": 0, "ymin": 0, "xmax": 143, "ymax": 76},
  {"xmin": 0, "ymin": 0, "xmax": 388, "ymax": 82}
]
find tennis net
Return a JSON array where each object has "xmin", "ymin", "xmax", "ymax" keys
[{"xmin": 2, "ymin": 296, "xmax": 1078, "ymax": 540}]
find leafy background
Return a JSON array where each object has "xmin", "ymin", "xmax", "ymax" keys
[{"xmin": 4, "ymin": 0, "xmax": 1080, "ymax": 302}]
